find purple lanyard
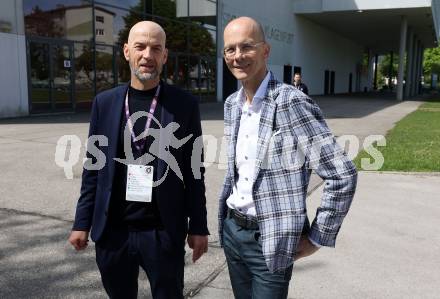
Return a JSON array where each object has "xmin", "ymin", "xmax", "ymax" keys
[{"xmin": 124, "ymin": 84, "xmax": 161, "ymax": 153}]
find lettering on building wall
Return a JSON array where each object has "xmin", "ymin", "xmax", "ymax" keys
[
  {"xmin": 264, "ymin": 25, "xmax": 293, "ymax": 44},
  {"xmin": 0, "ymin": 20, "xmax": 12, "ymax": 33},
  {"xmin": 222, "ymin": 12, "xmax": 293, "ymax": 45}
]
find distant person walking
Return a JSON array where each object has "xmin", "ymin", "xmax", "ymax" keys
[{"xmin": 292, "ymin": 72, "xmax": 309, "ymax": 95}]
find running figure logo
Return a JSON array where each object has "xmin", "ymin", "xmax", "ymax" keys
[{"xmin": 114, "ymin": 110, "xmax": 193, "ymax": 187}]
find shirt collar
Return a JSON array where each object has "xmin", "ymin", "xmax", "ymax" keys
[{"xmin": 238, "ymin": 71, "xmax": 271, "ymax": 112}]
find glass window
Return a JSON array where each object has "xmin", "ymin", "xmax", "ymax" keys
[
  {"xmin": 174, "ymin": 0, "xmax": 188, "ymax": 18},
  {"xmin": 153, "ymin": 16, "xmax": 188, "ymax": 53},
  {"xmin": 24, "ymin": 0, "xmax": 93, "ymax": 41},
  {"xmin": 51, "ymin": 43, "xmax": 74, "ymax": 111},
  {"xmin": 95, "ymin": 0, "xmax": 144, "ymax": 13},
  {"xmin": 162, "ymin": 53, "xmax": 177, "ymax": 85},
  {"xmin": 24, "ymin": 0, "xmax": 219, "ymax": 106},
  {"xmin": 0, "ymin": 20, "xmax": 13, "ymax": 34},
  {"xmin": 187, "ymin": 55, "xmax": 216, "ymax": 101},
  {"xmin": 96, "ymin": 28, "xmax": 105, "ymax": 36},
  {"xmin": 94, "ymin": 4, "xmax": 144, "ymax": 45},
  {"xmin": 116, "ymin": 46, "xmax": 130, "ymax": 84},
  {"xmin": 74, "ymin": 42, "xmax": 94, "ymax": 108},
  {"xmin": 200, "ymin": 56, "xmax": 216, "ymax": 101},
  {"xmin": 95, "ymin": 45, "xmax": 116, "ymax": 92},
  {"xmin": 189, "ymin": 24, "xmax": 215, "ymax": 55},
  {"xmin": 96, "ymin": 15, "xmax": 104, "ymax": 23},
  {"xmin": 188, "ymin": 0, "xmax": 216, "ymax": 26},
  {"xmin": 29, "ymin": 41, "xmax": 51, "ymax": 112},
  {"xmin": 0, "ymin": 1, "xmax": 18, "ymax": 34},
  {"xmin": 176, "ymin": 54, "xmax": 189, "ymax": 89},
  {"xmin": 151, "ymin": 0, "xmax": 182, "ymax": 20},
  {"xmin": 188, "ymin": 56, "xmax": 200, "ymax": 93},
  {"xmin": 152, "ymin": 0, "xmax": 216, "ymax": 24}
]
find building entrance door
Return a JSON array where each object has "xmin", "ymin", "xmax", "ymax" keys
[{"xmin": 27, "ymin": 38, "xmax": 74, "ymax": 114}]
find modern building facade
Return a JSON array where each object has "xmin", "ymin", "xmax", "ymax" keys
[{"xmin": 1, "ymin": 0, "xmax": 439, "ymax": 118}]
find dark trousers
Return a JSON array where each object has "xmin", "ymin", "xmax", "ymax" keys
[
  {"xmin": 95, "ymin": 228, "xmax": 184, "ymax": 299},
  {"xmin": 223, "ymin": 216, "xmax": 293, "ymax": 299}
]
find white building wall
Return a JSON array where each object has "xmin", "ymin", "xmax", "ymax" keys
[
  {"xmin": 0, "ymin": 0, "xmax": 28, "ymax": 118},
  {"xmin": 432, "ymin": 0, "xmax": 440, "ymax": 42},
  {"xmin": 217, "ymin": 0, "xmax": 297, "ymax": 100},
  {"xmin": 293, "ymin": 15, "xmax": 364, "ymax": 95},
  {"xmin": 292, "ymin": 0, "xmax": 323, "ymax": 13},
  {"xmin": 177, "ymin": 0, "xmax": 216, "ymax": 17},
  {"xmin": 65, "ymin": 7, "xmax": 95, "ymax": 42},
  {"xmin": 93, "ymin": 9, "xmax": 114, "ymax": 45},
  {"xmin": 294, "ymin": 0, "xmax": 431, "ymax": 13},
  {"xmin": 324, "ymin": 0, "xmax": 431, "ymax": 11},
  {"xmin": 217, "ymin": 0, "xmax": 364, "ymax": 97}
]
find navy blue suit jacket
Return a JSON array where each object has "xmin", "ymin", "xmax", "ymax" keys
[{"xmin": 72, "ymin": 82, "xmax": 209, "ymax": 246}]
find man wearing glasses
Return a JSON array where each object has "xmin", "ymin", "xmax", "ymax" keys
[{"xmin": 218, "ymin": 17, "xmax": 357, "ymax": 298}]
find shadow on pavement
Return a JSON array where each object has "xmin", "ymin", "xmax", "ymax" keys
[
  {"xmin": 0, "ymin": 102, "xmax": 225, "ymax": 124},
  {"xmin": 314, "ymin": 93, "xmax": 400, "ymax": 118},
  {"xmin": 0, "ymin": 113, "xmax": 91, "ymax": 125},
  {"xmin": 0, "ymin": 208, "xmax": 223, "ymax": 298},
  {"xmin": 0, "ymin": 209, "xmax": 106, "ymax": 298},
  {"xmin": 1, "ymin": 91, "xmax": 431, "ymax": 125}
]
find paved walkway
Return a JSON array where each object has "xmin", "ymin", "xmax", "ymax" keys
[
  {"xmin": 1, "ymin": 94, "xmax": 439, "ymax": 298},
  {"xmin": 195, "ymin": 171, "xmax": 440, "ymax": 298}
]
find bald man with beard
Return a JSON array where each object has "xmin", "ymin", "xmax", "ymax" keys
[{"xmin": 68, "ymin": 21, "xmax": 209, "ymax": 298}]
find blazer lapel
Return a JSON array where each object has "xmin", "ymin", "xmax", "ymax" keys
[
  {"xmin": 253, "ymin": 75, "xmax": 279, "ymax": 183},
  {"xmin": 229, "ymin": 92, "xmax": 243, "ymax": 186},
  {"xmin": 107, "ymin": 84, "xmax": 128, "ymax": 187},
  {"xmin": 157, "ymin": 83, "xmax": 174, "ymax": 181}
]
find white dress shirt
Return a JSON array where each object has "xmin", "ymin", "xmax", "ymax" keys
[
  {"xmin": 226, "ymin": 72, "xmax": 270, "ymax": 216},
  {"xmin": 225, "ymin": 72, "xmax": 322, "ymax": 248}
]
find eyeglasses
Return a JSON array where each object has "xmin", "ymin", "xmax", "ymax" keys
[{"xmin": 223, "ymin": 42, "xmax": 265, "ymax": 59}]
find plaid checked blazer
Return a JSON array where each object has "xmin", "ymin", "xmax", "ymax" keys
[{"xmin": 218, "ymin": 72, "xmax": 358, "ymax": 273}]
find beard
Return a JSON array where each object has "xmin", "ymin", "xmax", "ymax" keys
[{"xmin": 130, "ymin": 61, "xmax": 163, "ymax": 82}]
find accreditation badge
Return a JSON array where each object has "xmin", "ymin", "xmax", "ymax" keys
[{"xmin": 126, "ymin": 164, "xmax": 153, "ymax": 202}]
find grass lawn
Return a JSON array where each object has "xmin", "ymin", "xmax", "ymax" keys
[{"xmin": 354, "ymin": 98, "xmax": 440, "ymax": 172}]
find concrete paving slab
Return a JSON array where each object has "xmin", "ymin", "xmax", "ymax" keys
[
  {"xmin": 197, "ymin": 171, "xmax": 440, "ymax": 299},
  {"xmin": 194, "ymin": 283, "xmax": 235, "ymax": 299},
  {"xmin": 292, "ymin": 171, "xmax": 440, "ymax": 299},
  {"xmin": 0, "ymin": 208, "xmax": 227, "ymax": 298},
  {"xmin": 0, "ymin": 141, "xmax": 80, "ymax": 221},
  {"xmin": 0, "ymin": 95, "xmax": 433, "ymax": 298},
  {"xmin": 0, "ymin": 209, "xmax": 109, "ymax": 298}
]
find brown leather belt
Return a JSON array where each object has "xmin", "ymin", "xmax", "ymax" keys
[{"xmin": 227, "ymin": 208, "xmax": 259, "ymax": 230}]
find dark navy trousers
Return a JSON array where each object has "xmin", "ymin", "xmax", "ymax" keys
[{"xmin": 95, "ymin": 228, "xmax": 185, "ymax": 299}]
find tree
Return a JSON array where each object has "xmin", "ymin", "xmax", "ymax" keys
[
  {"xmin": 76, "ymin": 43, "xmax": 94, "ymax": 82},
  {"xmin": 25, "ymin": 5, "xmax": 64, "ymax": 38},
  {"xmin": 423, "ymin": 46, "xmax": 440, "ymax": 81},
  {"xmin": 378, "ymin": 53, "xmax": 399, "ymax": 80},
  {"xmin": 377, "ymin": 53, "xmax": 399, "ymax": 89},
  {"xmin": 116, "ymin": 0, "xmax": 214, "ymax": 54},
  {"xmin": 114, "ymin": 0, "xmax": 215, "ymax": 83}
]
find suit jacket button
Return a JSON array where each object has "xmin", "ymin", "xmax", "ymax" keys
[{"xmin": 104, "ymin": 210, "xmax": 108, "ymax": 216}]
